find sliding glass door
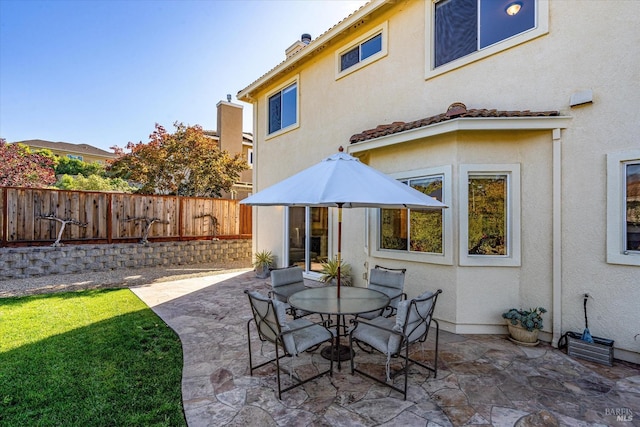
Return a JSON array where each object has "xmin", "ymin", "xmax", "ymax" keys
[{"xmin": 288, "ymin": 206, "xmax": 328, "ymax": 273}]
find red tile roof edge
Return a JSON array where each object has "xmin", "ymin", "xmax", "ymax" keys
[{"xmin": 349, "ymin": 103, "xmax": 560, "ymax": 144}]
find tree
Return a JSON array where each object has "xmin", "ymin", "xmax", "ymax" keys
[
  {"xmin": 56, "ymin": 174, "xmax": 137, "ymax": 192},
  {"xmin": 55, "ymin": 157, "xmax": 105, "ymax": 177},
  {"xmin": 108, "ymin": 123, "xmax": 248, "ymax": 197},
  {"xmin": 0, "ymin": 139, "xmax": 56, "ymax": 187}
]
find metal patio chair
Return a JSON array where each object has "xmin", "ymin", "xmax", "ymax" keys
[
  {"xmin": 357, "ymin": 265, "xmax": 407, "ymax": 320},
  {"xmin": 349, "ymin": 289, "xmax": 442, "ymax": 400},
  {"xmin": 269, "ymin": 266, "xmax": 312, "ymax": 318},
  {"xmin": 245, "ymin": 290, "xmax": 333, "ymax": 399}
]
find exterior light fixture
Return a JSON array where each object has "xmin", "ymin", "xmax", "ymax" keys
[{"xmin": 505, "ymin": 1, "xmax": 522, "ymax": 15}]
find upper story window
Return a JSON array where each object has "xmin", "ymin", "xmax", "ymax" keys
[
  {"xmin": 336, "ymin": 22, "xmax": 388, "ymax": 79},
  {"xmin": 66, "ymin": 154, "xmax": 83, "ymax": 161},
  {"xmin": 268, "ymin": 81, "xmax": 297, "ymax": 135},
  {"xmin": 427, "ymin": 0, "xmax": 548, "ymax": 78},
  {"xmin": 607, "ymin": 150, "xmax": 640, "ymax": 266},
  {"xmin": 341, "ymin": 33, "xmax": 382, "ymax": 71},
  {"xmin": 247, "ymin": 148, "xmax": 253, "ymax": 168},
  {"xmin": 435, "ymin": 0, "xmax": 535, "ymax": 67},
  {"xmin": 460, "ymin": 164, "xmax": 521, "ymax": 267}
]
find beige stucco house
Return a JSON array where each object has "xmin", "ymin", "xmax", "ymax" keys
[
  {"xmin": 15, "ymin": 139, "xmax": 116, "ymax": 164},
  {"xmin": 238, "ymin": 0, "xmax": 640, "ymax": 363},
  {"xmin": 204, "ymin": 99, "xmax": 253, "ymax": 200}
]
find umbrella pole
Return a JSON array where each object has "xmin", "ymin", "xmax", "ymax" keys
[{"xmin": 337, "ymin": 203, "xmax": 343, "ymax": 299}]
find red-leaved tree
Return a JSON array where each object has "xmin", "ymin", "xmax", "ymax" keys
[
  {"xmin": 108, "ymin": 123, "xmax": 248, "ymax": 197},
  {"xmin": 0, "ymin": 139, "xmax": 56, "ymax": 187}
]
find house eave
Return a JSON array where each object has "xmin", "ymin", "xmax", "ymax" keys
[
  {"xmin": 347, "ymin": 116, "xmax": 573, "ymax": 154},
  {"xmin": 237, "ymin": 0, "xmax": 391, "ymax": 102}
]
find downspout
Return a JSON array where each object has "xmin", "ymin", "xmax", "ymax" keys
[
  {"xmin": 552, "ymin": 128, "xmax": 562, "ymax": 346},
  {"xmin": 249, "ymin": 95, "xmax": 259, "ymax": 258}
]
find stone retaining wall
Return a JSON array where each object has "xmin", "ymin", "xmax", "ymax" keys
[{"xmin": 0, "ymin": 239, "xmax": 252, "ymax": 280}]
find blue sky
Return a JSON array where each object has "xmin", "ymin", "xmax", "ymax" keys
[{"xmin": 0, "ymin": 0, "xmax": 366, "ymax": 152}]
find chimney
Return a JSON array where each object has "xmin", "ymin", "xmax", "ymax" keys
[
  {"xmin": 217, "ymin": 99, "xmax": 243, "ymax": 155},
  {"xmin": 285, "ymin": 33, "xmax": 312, "ymax": 59}
]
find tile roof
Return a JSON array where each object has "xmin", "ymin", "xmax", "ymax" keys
[{"xmin": 349, "ymin": 102, "xmax": 560, "ymax": 144}]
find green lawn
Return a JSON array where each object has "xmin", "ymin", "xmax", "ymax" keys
[{"xmin": 0, "ymin": 289, "xmax": 186, "ymax": 427}]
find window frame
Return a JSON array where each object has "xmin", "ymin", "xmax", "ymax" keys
[
  {"xmin": 266, "ymin": 76, "xmax": 299, "ymax": 138},
  {"xmin": 459, "ymin": 164, "xmax": 521, "ymax": 267},
  {"xmin": 335, "ymin": 22, "xmax": 388, "ymax": 80},
  {"xmin": 425, "ymin": 0, "xmax": 549, "ymax": 80},
  {"xmin": 607, "ymin": 150, "xmax": 640, "ymax": 266},
  {"xmin": 371, "ymin": 165, "xmax": 453, "ymax": 265}
]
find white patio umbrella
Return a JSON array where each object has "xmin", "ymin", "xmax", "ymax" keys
[{"xmin": 241, "ymin": 148, "xmax": 447, "ymax": 297}]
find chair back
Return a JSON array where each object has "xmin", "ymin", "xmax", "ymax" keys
[
  {"xmin": 245, "ymin": 290, "xmax": 283, "ymax": 345},
  {"xmin": 270, "ymin": 266, "xmax": 306, "ymax": 302},
  {"xmin": 368, "ymin": 265, "xmax": 406, "ymax": 311},
  {"xmin": 391, "ymin": 289, "xmax": 442, "ymax": 352}
]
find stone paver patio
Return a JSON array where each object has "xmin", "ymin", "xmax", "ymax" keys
[{"xmin": 130, "ymin": 269, "xmax": 640, "ymax": 427}]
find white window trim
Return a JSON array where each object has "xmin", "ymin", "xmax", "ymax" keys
[
  {"xmin": 247, "ymin": 148, "xmax": 253, "ymax": 169},
  {"xmin": 460, "ymin": 164, "xmax": 521, "ymax": 267},
  {"xmin": 607, "ymin": 150, "xmax": 640, "ymax": 266},
  {"xmin": 335, "ymin": 21, "xmax": 388, "ymax": 80},
  {"xmin": 265, "ymin": 75, "xmax": 299, "ymax": 140},
  {"xmin": 425, "ymin": 0, "xmax": 549, "ymax": 80},
  {"xmin": 371, "ymin": 165, "xmax": 453, "ymax": 265}
]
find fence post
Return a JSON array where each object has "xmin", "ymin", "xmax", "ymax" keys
[
  {"xmin": 1, "ymin": 188, "xmax": 6, "ymax": 247},
  {"xmin": 178, "ymin": 196, "xmax": 184, "ymax": 241},
  {"xmin": 107, "ymin": 192, "xmax": 113, "ymax": 244}
]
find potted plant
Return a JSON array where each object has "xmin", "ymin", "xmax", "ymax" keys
[
  {"xmin": 253, "ymin": 250, "xmax": 275, "ymax": 278},
  {"xmin": 319, "ymin": 256, "xmax": 352, "ymax": 287},
  {"xmin": 502, "ymin": 307, "xmax": 547, "ymax": 345}
]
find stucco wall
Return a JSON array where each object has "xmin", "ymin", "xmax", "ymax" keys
[{"xmin": 245, "ymin": 0, "xmax": 640, "ymax": 362}]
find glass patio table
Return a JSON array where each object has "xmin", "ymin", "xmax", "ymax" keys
[{"xmin": 289, "ymin": 286, "xmax": 389, "ymax": 370}]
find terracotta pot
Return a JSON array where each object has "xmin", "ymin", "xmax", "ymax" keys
[{"xmin": 507, "ymin": 322, "xmax": 539, "ymax": 343}]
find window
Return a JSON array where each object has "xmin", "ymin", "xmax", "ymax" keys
[
  {"xmin": 247, "ymin": 148, "xmax": 253, "ymax": 168},
  {"xmin": 372, "ymin": 166, "xmax": 452, "ymax": 265},
  {"xmin": 435, "ymin": 0, "xmax": 535, "ymax": 67},
  {"xmin": 607, "ymin": 150, "xmax": 640, "ymax": 266},
  {"xmin": 427, "ymin": 0, "xmax": 548, "ymax": 77},
  {"xmin": 268, "ymin": 82, "xmax": 297, "ymax": 135},
  {"xmin": 460, "ymin": 164, "xmax": 521, "ymax": 266},
  {"xmin": 336, "ymin": 22, "xmax": 388, "ymax": 79},
  {"xmin": 467, "ymin": 174, "xmax": 507, "ymax": 255},
  {"xmin": 67, "ymin": 154, "xmax": 83, "ymax": 161},
  {"xmin": 625, "ymin": 163, "xmax": 640, "ymax": 252},
  {"xmin": 341, "ymin": 33, "xmax": 382, "ymax": 71},
  {"xmin": 380, "ymin": 175, "xmax": 444, "ymax": 254}
]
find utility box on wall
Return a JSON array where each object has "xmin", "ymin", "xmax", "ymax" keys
[{"xmin": 566, "ymin": 331, "xmax": 614, "ymax": 366}]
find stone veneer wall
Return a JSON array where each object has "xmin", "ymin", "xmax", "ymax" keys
[{"xmin": 0, "ymin": 239, "xmax": 252, "ymax": 280}]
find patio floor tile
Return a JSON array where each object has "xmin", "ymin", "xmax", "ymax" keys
[{"xmin": 129, "ymin": 269, "xmax": 640, "ymax": 427}]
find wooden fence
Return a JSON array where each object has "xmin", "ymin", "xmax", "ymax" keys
[{"xmin": 0, "ymin": 187, "xmax": 252, "ymax": 247}]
